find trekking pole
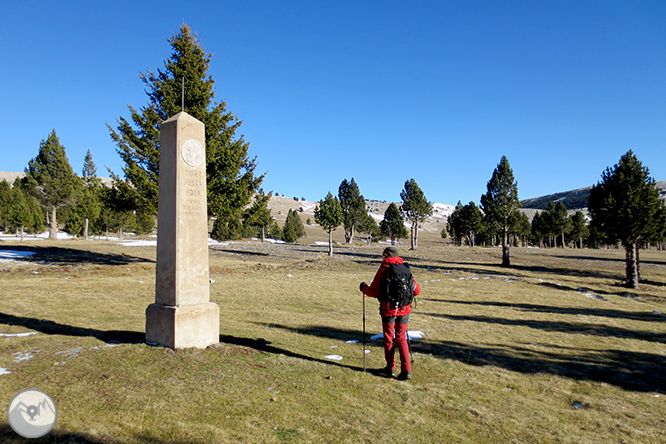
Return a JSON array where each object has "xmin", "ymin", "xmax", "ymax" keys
[{"xmin": 362, "ymin": 290, "xmax": 367, "ymax": 372}]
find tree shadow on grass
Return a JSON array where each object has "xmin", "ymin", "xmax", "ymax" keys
[
  {"xmin": 209, "ymin": 248, "xmax": 270, "ymax": 258},
  {"xmin": 423, "ymin": 312, "xmax": 665, "ymax": 343},
  {"xmin": 428, "ymin": 299, "xmax": 666, "ymax": 323},
  {"xmin": 0, "ymin": 423, "xmax": 212, "ymax": 444},
  {"xmin": 0, "ymin": 312, "xmax": 144, "ymax": 344},
  {"xmin": 553, "ymin": 254, "xmax": 666, "ymax": 267},
  {"xmin": 405, "ymin": 258, "xmax": 621, "ymax": 282},
  {"xmin": 1, "ymin": 245, "xmax": 153, "ymax": 266},
  {"xmin": 415, "ymin": 339, "xmax": 666, "ymax": 393}
]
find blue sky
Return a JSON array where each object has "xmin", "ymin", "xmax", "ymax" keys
[{"xmin": 2, "ymin": 1, "xmax": 665, "ymax": 206}]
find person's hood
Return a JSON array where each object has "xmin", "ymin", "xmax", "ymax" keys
[{"xmin": 383, "ymin": 256, "xmax": 404, "ymax": 265}]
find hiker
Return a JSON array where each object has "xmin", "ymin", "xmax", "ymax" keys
[{"xmin": 359, "ymin": 246, "xmax": 420, "ymax": 380}]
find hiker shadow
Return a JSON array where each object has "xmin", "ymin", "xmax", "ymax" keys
[
  {"xmin": 219, "ymin": 324, "xmax": 379, "ymax": 374},
  {"xmin": 0, "ymin": 312, "xmax": 144, "ymax": 344}
]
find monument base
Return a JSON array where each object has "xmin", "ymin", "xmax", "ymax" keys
[{"xmin": 145, "ymin": 302, "xmax": 220, "ymax": 349}]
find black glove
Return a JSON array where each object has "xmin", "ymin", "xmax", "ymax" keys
[{"xmin": 359, "ymin": 282, "xmax": 368, "ymax": 292}]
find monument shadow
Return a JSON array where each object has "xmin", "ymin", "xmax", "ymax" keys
[
  {"xmin": 2, "ymin": 245, "xmax": 153, "ymax": 266},
  {"xmin": 0, "ymin": 312, "xmax": 144, "ymax": 344}
]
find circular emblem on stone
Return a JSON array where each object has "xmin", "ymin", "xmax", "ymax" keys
[
  {"xmin": 181, "ymin": 139, "xmax": 205, "ymax": 167},
  {"xmin": 7, "ymin": 389, "xmax": 57, "ymax": 438}
]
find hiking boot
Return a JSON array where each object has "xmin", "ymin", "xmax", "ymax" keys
[
  {"xmin": 379, "ymin": 367, "xmax": 396, "ymax": 378},
  {"xmin": 397, "ymin": 371, "xmax": 412, "ymax": 381}
]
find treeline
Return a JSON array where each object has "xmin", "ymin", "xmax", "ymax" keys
[
  {"xmin": 0, "ymin": 134, "xmax": 154, "ymax": 241},
  {"xmin": 447, "ymin": 201, "xmax": 590, "ymax": 249}
]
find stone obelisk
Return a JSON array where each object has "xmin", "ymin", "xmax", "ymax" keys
[{"xmin": 146, "ymin": 112, "xmax": 219, "ymax": 349}]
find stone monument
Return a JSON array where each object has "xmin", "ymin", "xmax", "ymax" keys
[{"xmin": 145, "ymin": 112, "xmax": 220, "ymax": 349}]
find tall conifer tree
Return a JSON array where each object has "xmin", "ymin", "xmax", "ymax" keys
[
  {"xmin": 381, "ymin": 203, "xmax": 408, "ymax": 246},
  {"xmin": 282, "ymin": 209, "xmax": 306, "ymax": 243},
  {"xmin": 24, "ymin": 130, "xmax": 81, "ymax": 239},
  {"xmin": 588, "ymin": 150, "xmax": 666, "ymax": 288},
  {"xmin": 0, "ymin": 180, "xmax": 11, "ymax": 232},
  {"xmin": 480, "ymin": 156, "xmax": 520, "ymax": 267},
  {"xmin": 400, "ymin": 178, "xmax": 433, "ymax": 250},
  {"xmin": 243, "ymin": 191, "xmax": 273, "ymax": 242},
  {"xmin": 68, "ymin": 150, "xmax": 103, "ymax": 239},
  {"xmin": 338, "ymin": 178, "xmax": 367, "ymax": 244},
  {"xmin": 569, "ymin": 211, "xmax": 589, "ymax": 249},
  {"xmin": 108, "ymin": 24, "xmax": 263, "ymax": 238},
  {"xmin": 314, "ymin": 192, "xmax": 343, "ymax": 257}
]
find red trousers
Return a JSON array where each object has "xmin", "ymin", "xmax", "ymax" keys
[{"xmin": 382, "ymin": 317, "xmax": 411, "ymax": 372}]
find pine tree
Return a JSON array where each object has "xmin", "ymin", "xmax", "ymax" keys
[
  {"xmin": 24, "ymin": 130, "xmax": 81, "ymax": 239},
  {"xmin": 400, "ymin": 179, "xmax": 433, "ymax": 250},
  {"xmin": 108, "ymin": 24, "xmax": 263, "ymax": 238},
  {"xmin": 511, "ymin": 211, "xmax": 531, "ymax": 247},
  {"xmin": 446, "ymin": 201, "xmax": 464, "ymax": 246},
  {"xmin": 314, "ymin": 192, "xmax": 343, "ymax": 257},
  {"xmin": 458, "ymin": 202, "xmax": 484, "ymax": 247},
  {"xmin": 243, "ymin": 191, "xmax": 273, "ymax": 242},
  {"xmin": 268, "ymin": 220, "xmax": 283, "ymax": 241},
  {"xmin": 282, "ymin": 209, "xmax": 306, "ymax": 243},
  {"xmin": 357, "ymin": 213, "xmax": 379, "ymax": 244},
  {"xmin": 588, "ymin": 150, "xmax": 666, "ymax": 288},
  {"xmin": 569, "ymin": 211, "xmax": 589, "ymax": 248},
  {"xmin": 380, "ymin": 203, "xmax": 408, "ymax": 246},
  {"xmin": 67, "ymin": 150, "xmax": 103, "ymax": 239},
  {"xmin": 546, "ymin": 201, "xmax": 572, "ymax": 247},
  {"xmin": 0, "ymin": 180, "xmax": 11, "ymax": 232},
  {"xmin": 338, "ymin": 178, "xmax": 367, "ymax": 244},
  {"xmin": 12, "ymin": 178, "xmax": 45, "ymax": 236},
  {"xmin": 8, "ymin": 188, "xmax": 33, "ymax": 241},
  {"xmin": 480, "ymin": 156, "xmax": 521, "ymax": 267}
]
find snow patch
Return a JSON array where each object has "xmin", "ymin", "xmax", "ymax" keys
[
  {"xmin": 13, "ymin": 351, "xmax": 39, "ymax": 363},
  {"xmin": 370, "ymin": 331, "xmax": 424, "ymax": 341},
  {"xmin": 119, "ymin": 240, "xmax": 157, "ymax": 247},
  {"xmin": 0, "ymin": 232, "xmax": 74, "ymax": 241},
  {"xmin": 0, "ymin": 332, "xmax": 38, "ymax": 338},
  {"xmin": 0, "ymin": 250, "xmax": 36, "ymax": 259}
]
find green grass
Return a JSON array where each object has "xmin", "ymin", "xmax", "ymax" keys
[{"xmin": 0, "ymin": 239, "xmax": 665, "ymax": 443}]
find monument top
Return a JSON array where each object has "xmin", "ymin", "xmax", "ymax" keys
[{"xmin": 162, "ymin": 111, "xmax": 196, "ymax": 124}]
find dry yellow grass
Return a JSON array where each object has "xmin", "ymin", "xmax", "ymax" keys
[{"xmin": 0, "ymin": 238, "xmax": 664, "ymax": 443}]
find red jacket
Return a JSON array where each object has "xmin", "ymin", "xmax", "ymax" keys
[{"xmin": 362, "ymin": 256, "xmax": 421, "ymax": 317}]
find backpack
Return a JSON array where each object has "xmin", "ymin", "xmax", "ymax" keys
[{"xmin": 380, "ymin": 262, "xmax": 415, "ymax": 308}]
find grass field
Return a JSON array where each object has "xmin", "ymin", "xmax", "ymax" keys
[{"xmin": 0, "ymin": 235, "xmax": 665, "ymax": 443}]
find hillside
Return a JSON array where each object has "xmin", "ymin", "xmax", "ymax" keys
[
  {"xmin": 267, "ymin": 195, "xmax": 454, "ymax": 234},
  {"xmin": 520, "ymin": 187, "xmax": 592, "ymax": 210},
  {"xmin": 520, "ymin": 181, "xmax": 666, "ymax": 210},
  {"xmin": 0, "ymin": 171, "xmax": 113, "ymax": 187}
]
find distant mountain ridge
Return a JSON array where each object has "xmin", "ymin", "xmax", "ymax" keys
[{"xmin": 521, "ymin": 181, "xmax": 666, "ymax": 210}]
